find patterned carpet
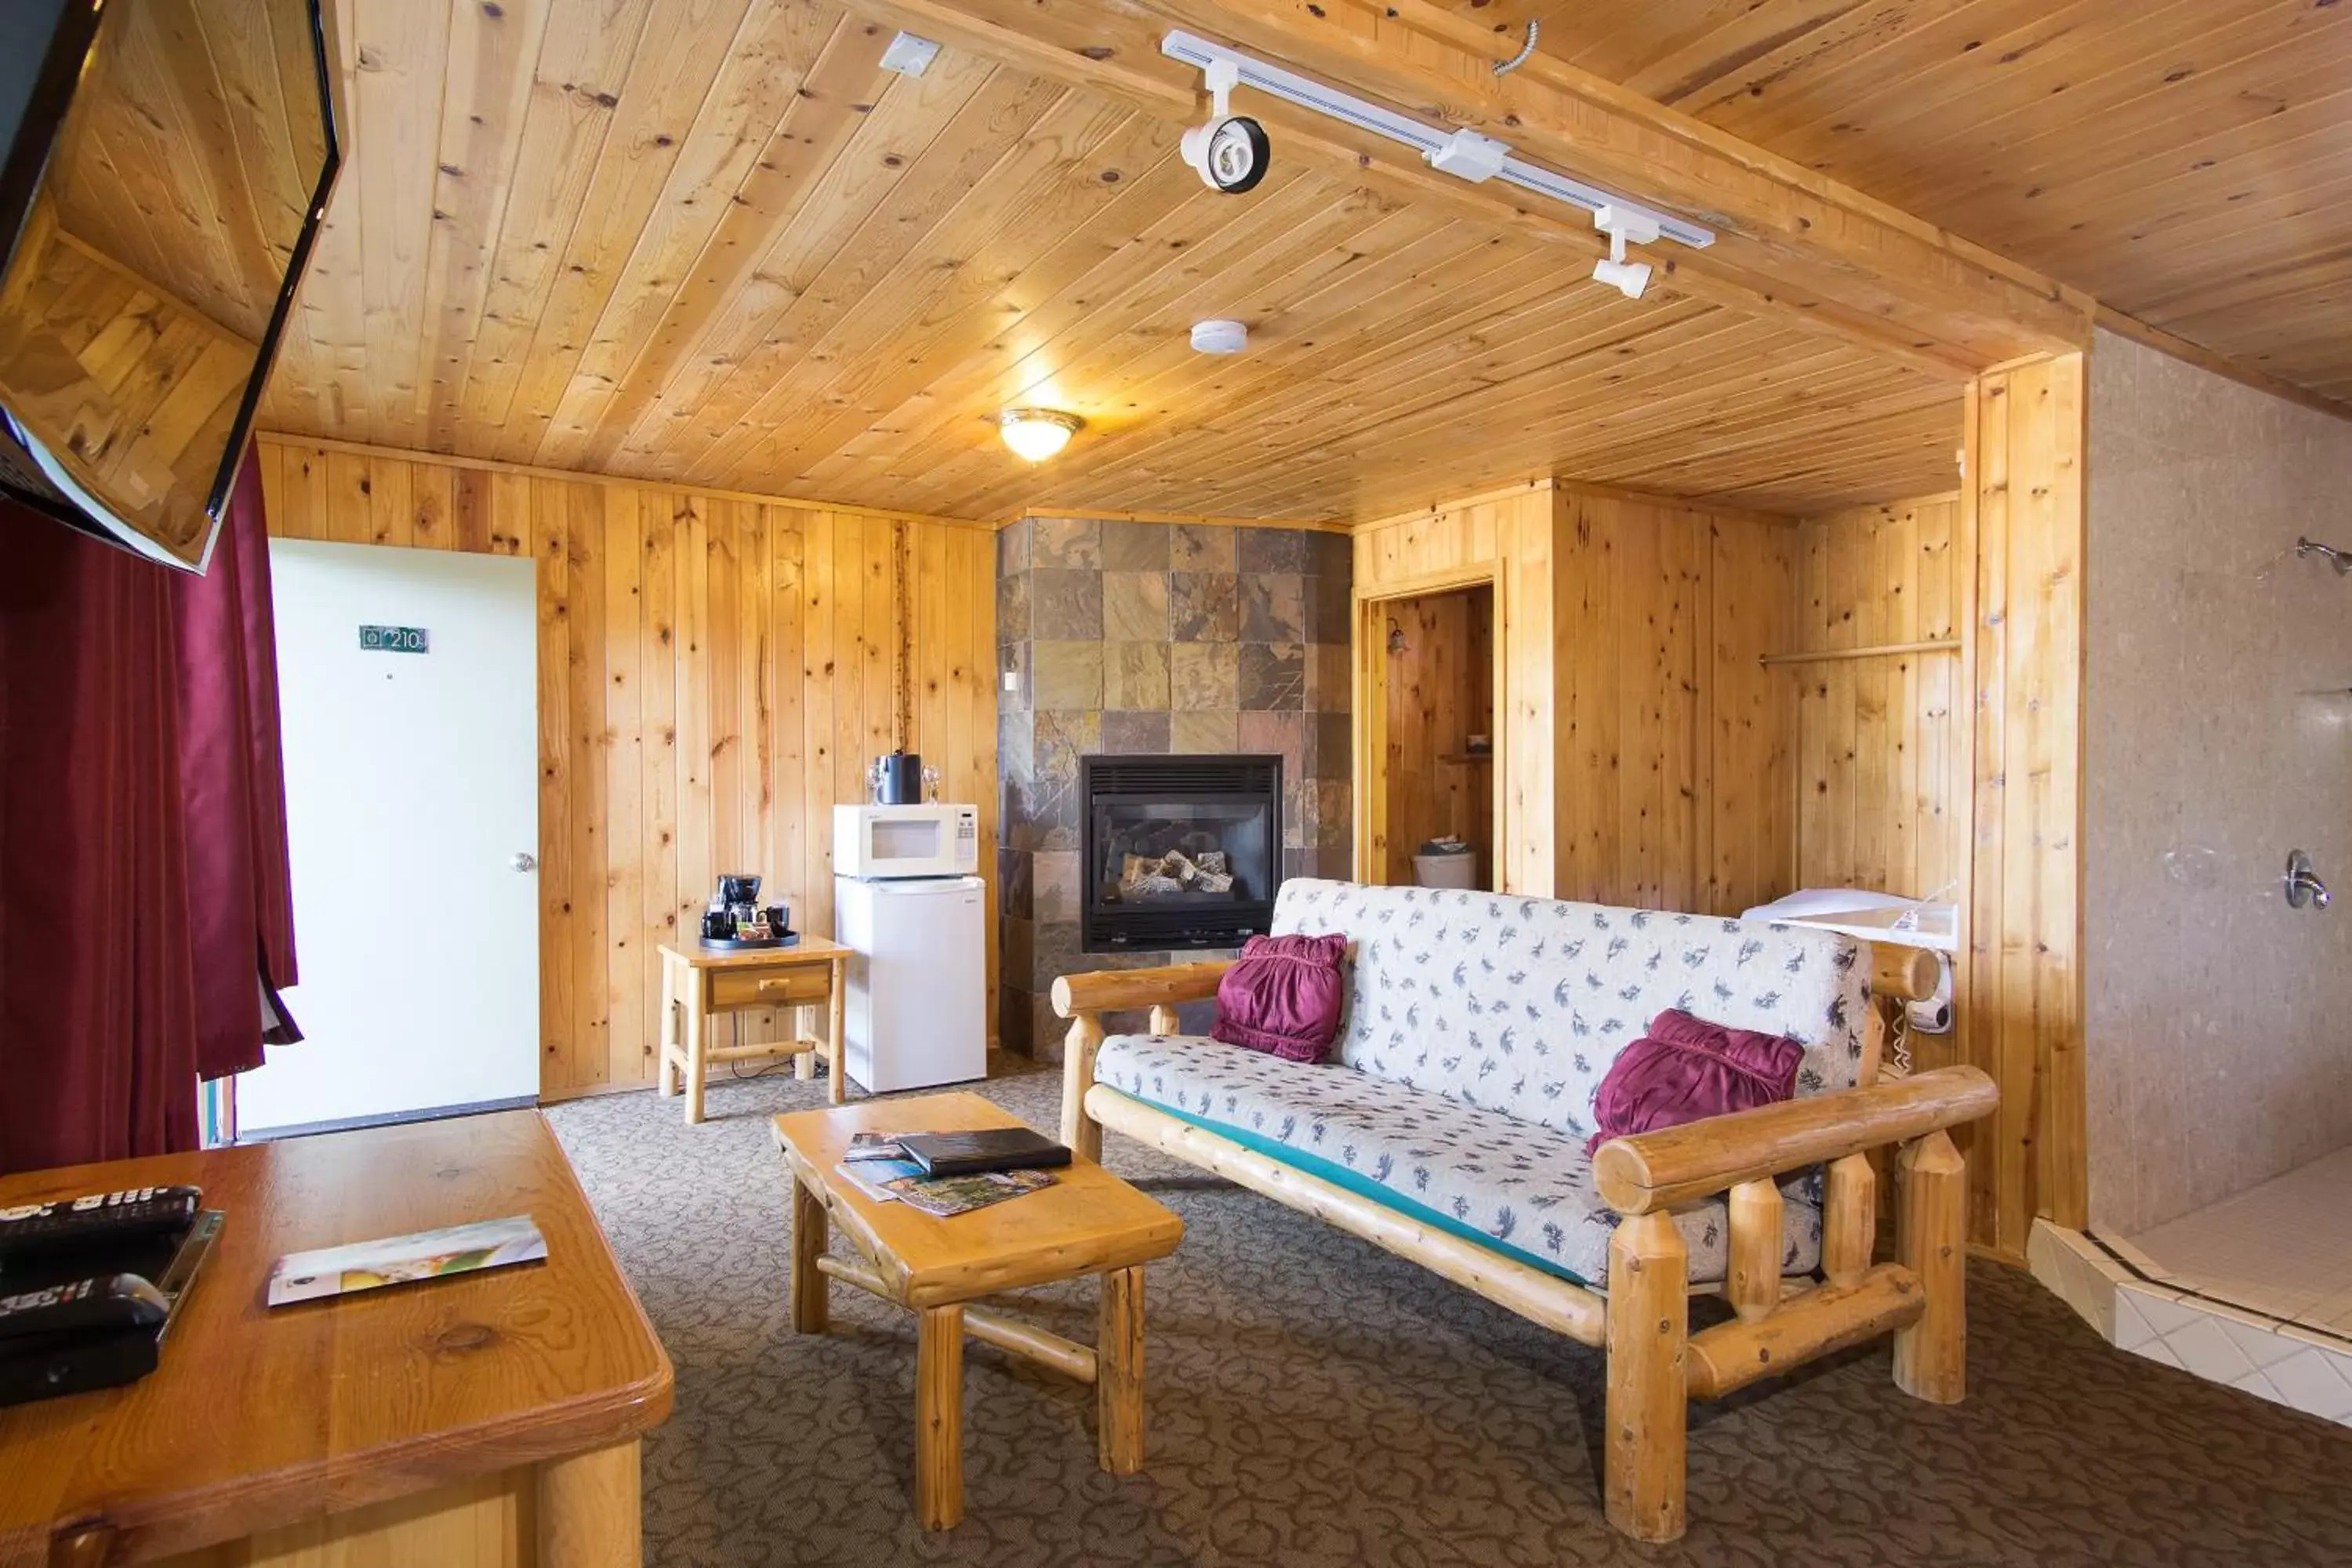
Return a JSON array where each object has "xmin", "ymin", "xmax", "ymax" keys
[{"xmin": 547, "ymin": 1062, "xmax": 2352, "ymax": 1567}]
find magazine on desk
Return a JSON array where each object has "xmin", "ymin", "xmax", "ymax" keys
[
  {"xmin": 267, "ymin": 1215, "xmax": 546, "ymax": 1306},
  {"xmin": 836, "ymin": 1134, "xmax": 1055, "ymax": 1218}
]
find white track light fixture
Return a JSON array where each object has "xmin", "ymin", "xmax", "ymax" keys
[
  {"xmin": 1160, "ymin": 30, "xmax": 1712, "ymax": 295},
  {"xmin": 1591, "ymin": 205, "xmax": 1660, "ymax": 301},
  {"xmin": 1180, "ymin": 58, "xmax": 1271, "ymax": 194}
]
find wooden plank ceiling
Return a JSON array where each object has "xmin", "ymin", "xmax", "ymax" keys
[
  {"xmin": 255, "ymin": 0, "xmax": 1963, "ymax": 521},
  {"xmin": 1443, "ymin": 0, "xmax": 2352, "ymax": 408}
]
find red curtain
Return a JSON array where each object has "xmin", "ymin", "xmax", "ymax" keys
[{"xmin": 0, "ymin": 450, "xmax": 296, "ymax": 1174}]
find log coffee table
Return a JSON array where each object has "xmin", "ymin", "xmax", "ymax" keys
[{"xmin": 771, "ymin": 1092, "xmax": 1184, "ymax": 1530}]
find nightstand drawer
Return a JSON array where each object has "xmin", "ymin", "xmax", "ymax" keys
[{"xmin": 710, "ymin": 964, "xmax": 832, "ymax": 1011}]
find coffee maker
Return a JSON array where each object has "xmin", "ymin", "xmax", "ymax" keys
[{"xmin": 699, "ymin": 873, "xmax": 794, "ymax": 949}]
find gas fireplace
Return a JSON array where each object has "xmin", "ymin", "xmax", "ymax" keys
[{"xmin": 1080, "ymin": 754, "xmax": 1282, "ymax": 953}]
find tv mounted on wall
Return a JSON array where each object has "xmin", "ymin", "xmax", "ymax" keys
[{"xmin": 0, "ymin": 0, "xmax": 342, "ymax": 573}]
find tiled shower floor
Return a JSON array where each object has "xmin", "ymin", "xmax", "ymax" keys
[
  {"xmin": 2046, "ymin": 1147, "xmax": 2352, "ymax": 1426},
  {"xmin": 2120, "ymin": 1146, "xmax": 2352, "ymax": 1338}
]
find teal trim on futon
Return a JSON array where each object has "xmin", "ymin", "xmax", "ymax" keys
[{"xmin": 1134, "ymin": 1094, "xmax": 1595, "ymax": 1288}]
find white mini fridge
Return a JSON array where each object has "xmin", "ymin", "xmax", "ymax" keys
[{"xmin": 833, "ymin": 873, "xmax": 988, "ymax": 1091}]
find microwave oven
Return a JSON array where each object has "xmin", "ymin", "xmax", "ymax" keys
[{"xmin": 833, "ymin": 803, "xmax": 979, "ymax": 880}]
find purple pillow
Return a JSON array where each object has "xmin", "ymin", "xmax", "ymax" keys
[
  {"xmin": 1587, "ymin": 1008, "xmax": 1805, "ymax": 1155},
  {"xmin": 1210, "ymin": 933, "xmax": 1348, "ymax": 1063}
]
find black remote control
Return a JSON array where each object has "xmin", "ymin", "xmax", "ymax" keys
[
  {"xmin": 0, "ymin": 1187, "xmax": 202, "ymax": 1259},
  {"xmin": 0, "ymin": 1272, "xmax": 170, "ymax": 1339}
]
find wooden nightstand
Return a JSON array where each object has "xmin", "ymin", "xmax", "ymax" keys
[{"xmin": 658, "ymin": 938, "xmax": 853, "ymax": 1123}]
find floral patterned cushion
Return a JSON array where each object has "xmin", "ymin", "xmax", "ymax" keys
[
  {"xmin": 1094, "ymin": 1033, "xmax": 1823, "ymax": 1288},
  {"xmin": 1268, "ymin": 880, "xmax": 1867, "ymax": 1145}
]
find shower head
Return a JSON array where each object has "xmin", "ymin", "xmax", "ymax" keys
[{"xmin": 2297, "ymin": 537, "xmax": 2352, "ymax": 575}]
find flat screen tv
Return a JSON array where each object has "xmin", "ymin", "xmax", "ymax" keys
[{"xmin": 0, "ymin": 0, "xmax": 341, "ymax": 573}]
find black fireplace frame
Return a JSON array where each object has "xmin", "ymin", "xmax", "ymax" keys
[{"xmin": 1080, "ymin": 753, "xmax": 1283, "ymax": 953}]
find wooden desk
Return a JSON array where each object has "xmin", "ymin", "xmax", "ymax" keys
[
  {"xmin": 772, "ymin": 1093, "xmax": 1185, "ymax": 1530},
  {"xmin": 0, "ymin": 1113, "xmax": 671, "ymax": 1568},
  {"xmin": 659, "ymin": 938, "xmax": 853, "ymax": 1122}
]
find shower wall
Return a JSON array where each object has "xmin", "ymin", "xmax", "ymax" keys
[{"xmin": 2085, "ymin": 328, "xmax": 2352, "ymax": 1235}]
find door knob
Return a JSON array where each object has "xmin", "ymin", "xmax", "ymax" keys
[
  {"xmin": 2285, "ymin": 849, "xmax": 2328, "ymax": 910},
  {"xmin": 511, "ymin": 852, "xmax": 538, "ymax": 873}
]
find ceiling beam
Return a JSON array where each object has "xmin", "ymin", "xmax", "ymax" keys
[{"xmin": 832, "ymin": 0, "xmax": 2092, "ymax": 379}]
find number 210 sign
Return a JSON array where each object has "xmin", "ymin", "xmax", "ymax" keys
[{"xmin": 358, "ymin": 624, "xmax": 430, "ymax": 654}]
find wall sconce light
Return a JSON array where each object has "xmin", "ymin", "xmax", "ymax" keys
[{"xmin": 996, "ymin": 408, "xmax": 1082, "ymax": 463}]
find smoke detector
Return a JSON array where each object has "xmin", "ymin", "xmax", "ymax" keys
[{"xmin": 1191, "ymin": 319, "xmax": 1248, "ymax": 355}]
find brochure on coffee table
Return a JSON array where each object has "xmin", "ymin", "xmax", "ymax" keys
[
  {"xmin": 834, "ymin": 1152, "xmax": 1055, "ymax": 1218},
  {"xmin": 267, "ymin": 1214, "xmax": 546, "ymax": 1306}
]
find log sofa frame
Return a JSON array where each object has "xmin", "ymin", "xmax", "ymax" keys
[{"xmin": 1054, "ymin": 945, "xmax": 1994, "ymax": 1544}]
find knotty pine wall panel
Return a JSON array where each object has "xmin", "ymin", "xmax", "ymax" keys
[
  {"xmin": 1961, "ymin": 355, "xmax": 2088, "ymax": 1251},
  {"xmin": 256, "ymin": 436, "xmax": 998, "ymax": 1098},
  {"xmin": 1355, "ymin": 481, "xmax": 1795, "ymax": 914},
  {"xmin": 1788, "ymin": 495, "xmax": 1967, "ymax": 902}
]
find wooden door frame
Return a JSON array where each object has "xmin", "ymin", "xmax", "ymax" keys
[{"xmin": 1352, "ymin": 563, "xmax": 1508, "ymax": 889}]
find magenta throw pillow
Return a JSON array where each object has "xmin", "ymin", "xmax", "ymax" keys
[
  {"xmin": 1586, "ymin": 1008, "xmax": 1805, "ymax": 1155},
  {"xmin": 1209, "ymin": 933, "xmax": 1348, "ymax": 1063}
]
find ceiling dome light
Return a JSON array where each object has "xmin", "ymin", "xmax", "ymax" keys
[{"xmin": 996, "ymin": 408, "xmax": 1081, "ymax": 463}]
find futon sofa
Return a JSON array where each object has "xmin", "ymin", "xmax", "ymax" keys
[{"xmin": 1055, "ymin": 879, "xmax": 1994, "ymax": 1543}]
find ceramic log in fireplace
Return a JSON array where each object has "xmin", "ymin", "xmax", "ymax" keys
[{"xmin": 1080, "ymin": 755, "xmax": 1282, "ymax": 953}]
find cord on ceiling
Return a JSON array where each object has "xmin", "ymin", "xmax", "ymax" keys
[{"xmin": 1494, "ymin": 20, "xmax": 1539, "ymax": 76}]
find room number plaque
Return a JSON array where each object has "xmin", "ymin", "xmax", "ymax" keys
[{"xmin": 358, "ymin": 625, "xmax": 430, "ymax": 654}]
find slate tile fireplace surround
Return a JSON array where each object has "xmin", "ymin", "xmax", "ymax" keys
[{"xmin": 997, "ymin": 517, "xmax": 1352, "ymax": 1055}]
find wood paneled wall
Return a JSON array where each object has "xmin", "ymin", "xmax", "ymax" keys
[
  {"xmin": 1377, "ymin": 586, "xmax": 1495, "ymax": 887},
  {"xmin": 1788, "ymin": 495, "xmax": 1968, "ymax": 900},
  {"xmin": 1553, "ymin": 490, "xmax": 1795, "ymax": 916},
  {"xmin": 1354, "ymin": 480, "xmax": 1795, "ymax": 915},
  {"xmin": 253, "ymin": 436, "xmax": 998, "ymax": 1098},
  {"xmin": 1959, "ymin": 357, "xmax": 2089, "ymax": 1250},
  {"xmin": 1354, "ymin": 483, "xmax": 1555, "ymax": 895}
]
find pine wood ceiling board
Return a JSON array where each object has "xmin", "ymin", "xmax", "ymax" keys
[
  {"xmin": 445, "ymin": 0, "xmax": 661, "ymax": 445},
  {"xmin": 991, "ymin": 296, "xmax": 1754, "ymax": 517},
  {"xmin": 528, "ymin": 2, "xmax": 849, "ymax": 468},
  {"xmin": 415, "ymin": 0, "xmax": 556, "ymax": 449},
  {"xmin": 557, "ymin": 18, "xmax": 902, "ymax": 473},
  {"xmin": 1074, "ymin": 307, "xmax": 1814, "ymax": 499},
  {"xmin": 1559, "ymin": 0, "xmax": 2352, "ymax": 402},
  {"xmin": 665, "ymin": 82, "xmax": 1248, "ymax": 487},
  {"xmin": 601, "ymin": 54, "xmax": 1065, "ymax": 479},
  {"xmin": 1019, "ymin": 310, "xmax": 1802, "ymax": 519},
  {"xmin": 1606, "ymin": 404, "xmax": 1963, "ymax": 516},
  {"xmin": 1944, "ymin": 89, "xmax": 2352, "ymax": 274},
  {"xmin": 662, "ymin": 96, "xmax": 1175, "ymax": 486},
  {"xmin": 789, "ymin": 154, "xmax": 1350, "ymax": 490},
  {"xmin": 347, "ymin": 0, "xmax": 454, "ymax": 453},
  {"xmin": 595, "ymin": 42, "xmax": 1010, "ymax": 474},
  {"xmin": 882, "ymin": 237, "xmax": 1679, "ymax": 517},
  {"xmin": 1243, "ymin": 338, "xmax": 1951, "ymax": 518},
  {"xmin": 1685, "ymin": 0, "xmax": 2187, "ymax": 169},
  {"xmin": 833, "ymin": 0, "xmax": 2067, "ymax": 378},
  {"xmin": 808, "ymin": 183, "xmax": 1485, "ymax": 504},
  {"xmin": 1259, "ymin": 346, "xmax": 1923, "ymax": 518},
  {"xmin": 770, "ymin": 172, "xmax": 1443, "ymax": 498},
  {"xmin": 483, "ymin": 0, "xmax": 771, "ymax": 465}
]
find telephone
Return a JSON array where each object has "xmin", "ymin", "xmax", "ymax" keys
[{"xmin": 0, "ymin": 1184, "xmax": 222, "ymax": 1406}]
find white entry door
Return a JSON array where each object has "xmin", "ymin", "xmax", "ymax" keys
[{"xmin": 238, "ymin": 540, "xmax": 540, "ymax": 1137}]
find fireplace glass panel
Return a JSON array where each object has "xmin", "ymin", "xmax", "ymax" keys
[
  {"xmin": 1095, "ymin": 800, "xmax": 1272, "ymax": 909},
  {"xmin": 1079, "ymin": 754, "xmax": 1283, "ymax": 953}
]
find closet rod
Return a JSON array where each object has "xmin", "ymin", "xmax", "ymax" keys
[{"xmin": 1759, "ymin": 638, "xmax": 1962, "ymax": 667}]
